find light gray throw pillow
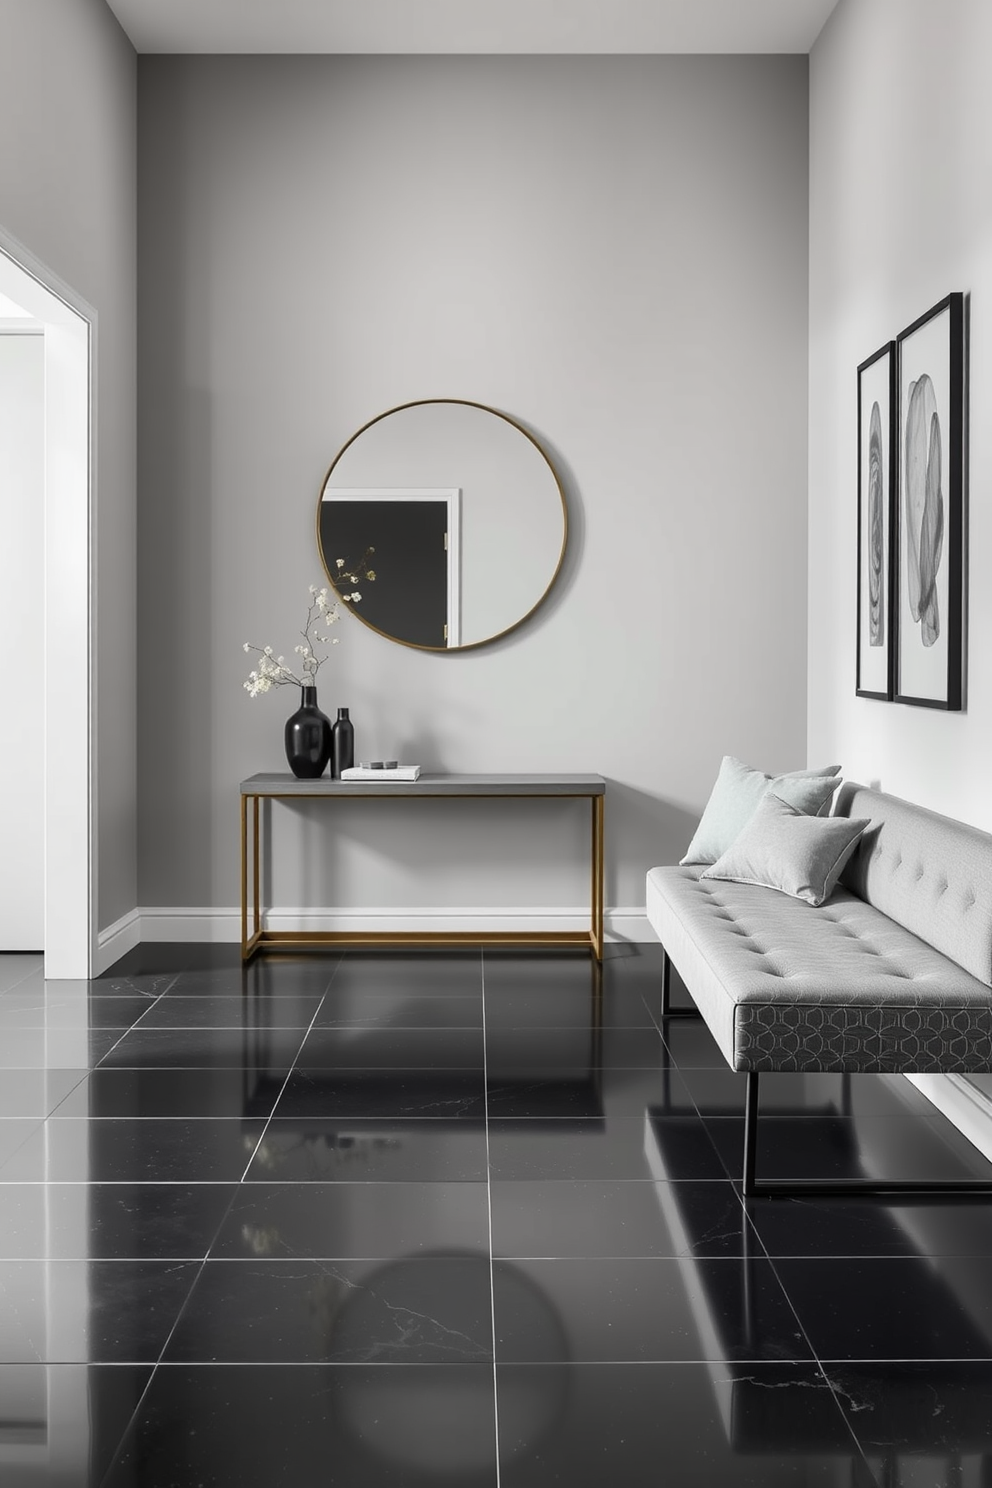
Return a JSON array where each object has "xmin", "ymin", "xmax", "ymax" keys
[
  {"xmin": 679, "ymin": 756, "xmax": 842, "ymax": 866},
  {"xmin": 700, "ymin": 791, "xmax": 870, "ymax": 906}
]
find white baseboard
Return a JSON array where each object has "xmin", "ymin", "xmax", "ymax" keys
[
  {"xmin": 126, "ymin": 905, "xmax": 651, "ymax": 944},
  {"xmin": 93, "ymin": 908, "xmax": 141, "ymax": 975}
]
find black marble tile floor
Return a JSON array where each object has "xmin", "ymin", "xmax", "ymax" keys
[{"xmin": 1, "ymin": 944, "xmax": 992, "ymax": 1484}]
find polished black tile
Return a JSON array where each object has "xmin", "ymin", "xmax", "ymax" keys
[
  {"xmin": 705, "ymin": 1113, "xmax": 992, "ymax": 1185},
  {"xmin": 484, "ymin": 985, "xmax": 656, "ymax": 1030},
  {"xmin": 296, "ymin": 1025, "xmax": 485, "ymax": 1068},
  {"xmin": 488, "ymin": 1110, "xmax": 729, "ymax": 1182},
  {"xmin": 88, "ymin": 993, "xmax": 164, "ymax": 1026},
  {"xmin": 488, "ymin": 1066, "xmax": 693, "ymax": 1121},
  {"xmin": 660, "ymin": 1019, "xmax": 729, "ymax": 1066},
  {"xmin": 0, "ymin": 1259, "xmax": 200, "ymax": 1362},
  {"xmin": 598, "ymin": 942, "xmax": 666, "ymax": 984},
  {"xmin": 486, "ymin": 1024, "xmax": 665, "ymax": 1071},
  {"xmin": 482, "ymin": 951, "xmax": 601, "ymax": 992},
  {"xmin": 0, "ymin": 1118, "xmax": 264, "ymax": 1183},
  {"xmin": 0, "ymin": 1068, "xmax": 86, "ymax": 1117},
  {"xmin": 778, "ymin": 1256, "xmax": 992, "ymax": 1361},
  {"xmin": 330, "ymin": 950, "xmax": 484, "ymax": 997},
  {"xmin": 102, "ymin": 941, "xmax": 243, "ymax": 978},
  {"xmin": 98, "ymin": 1025, "xmax": 307, "ymax": 1068},
  {"xmin": 103, "ymin": 1364, "xmax": 498, "ymax": 1487},
  {"xmin": 134, "ymin": 992, "xmax": 324, "ymax": 1029},
  {"xmin": 163, "ymin": 1255, "xmax": 493, "ymax": 1363},
  {"xmin": 496, "ymin": 1363, "xmax": 876, "ymax": 1487},
  {"xmin": 486, "ymin": 1070, "xmax": 606, "ymax": 1119},
  {"xmin": 0, "ymin": 1026, "xmax": 122, "ymax": 1068},
  {"xmin": 0, "ymin": 993, "xmax": 154, "ymax": 1030},
  {"xmin": 211, "ymin": 1181, "xmax": 490, "ymax": 1258},
  {"xmin": 244, "ymin": 1118, "xmax": 489, "ymax": 1182},
  {"xmin": 747, "ymin": 1190, "xmax": 992, "ymax": 1259},
  {"xmin": 10, "ymin": 942, "xmax": 992, "ymax": 1481},
  {"xmin": 0, "ymin": 1182, "xmax": 236, "ymax": 1258},
  {"xmin": 312, "ymin": 992, "xmax": 484, "ymax": 1029},
  {"xmin": 156, "ymin": 969, "xmax": 333, "ymax": 1005},
  {"xmin": 680, "ymin": 1067, "xmax": 945, "ymax": 1119},
  {"xmin": 56, "ymin": 1066, "xmax": 275, "ymax": 1119},
  {"xmin": 90, "ymin": 971, "xmax": 181, "ymax": 999},
  {"xmin": 274, "ymin": 1068, "xmax": 486, "ymax": 1119},
  {"xmin": 825, "ymin": 1360, "xmax": 992, "ymax": 1465},
  {"xmin": 493, "ymin": 1257, "xmax": 813, "ymax": 1362},
  {"xmin": 491, "ymin": 1179, "xmax": 752, "ymax": 1259},
  {"xmin": 0, "ymin": 1363, "xmax": 153, "ymax": 1486}
]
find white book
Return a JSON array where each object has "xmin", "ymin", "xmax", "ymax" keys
[{"xmin": 339, "ymin": 765, "xmax": 422, "ymax": 781}]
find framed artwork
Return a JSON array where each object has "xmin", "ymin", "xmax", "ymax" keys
[
  {"xmin": 856, "ymin": 341, "xmax": 896, "ymax": 700},
  {"xmin": 894, "ymin": 292, "xmax": 964, "ymax": 710}
]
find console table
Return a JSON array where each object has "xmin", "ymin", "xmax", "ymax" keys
[{"xmin": 239, "ymin": 772, "xmax": 605, "ymax": 963}]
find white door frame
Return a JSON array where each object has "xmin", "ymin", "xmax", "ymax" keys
[{"xmin": 0, "ymin": 228, "xmax": 94, "ymax": 979}]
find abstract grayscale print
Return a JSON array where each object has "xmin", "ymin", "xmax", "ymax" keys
[
  {"xmin": 903, "ymin": 371, "xmax": 944, "ymax": 648},
  {"xmin": 867, "ymin": 399, "xmax": 885, "ymax": 646}
]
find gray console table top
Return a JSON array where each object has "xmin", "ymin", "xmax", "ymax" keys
[{"xmin": 241, "ymin": 772, "xmax": 606, "ymax": 797}]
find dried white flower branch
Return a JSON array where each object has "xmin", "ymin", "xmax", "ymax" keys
[
  {"xmin": 242, "ymin": 550, "xmax": 376, "ymax": 699},
  {"xmin": 242, "ymin": 586, "xmax": 341, "ymax": 697}
]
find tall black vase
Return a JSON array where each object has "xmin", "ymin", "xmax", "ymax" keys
[{"xmin": 284, "ymin": 685, "xmax": 331, "ymax": 779}]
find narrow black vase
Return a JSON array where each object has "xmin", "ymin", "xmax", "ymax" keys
[
  {"xmin": 284, "ymin": 686, "xmax": 332, "ymax": 779},
  {"xmin": 331, "ymin": 707, "xmax": 355, "ymax": 779}
]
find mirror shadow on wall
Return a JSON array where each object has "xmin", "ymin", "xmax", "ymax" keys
[{"xmin": 316, "ymin": 399, "xmax": 568, "ymax": 651}]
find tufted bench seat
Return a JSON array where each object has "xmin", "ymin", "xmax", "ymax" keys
[{"xmin": 646, "ymin": 783, "xmax": 992, "ymax": 1195}]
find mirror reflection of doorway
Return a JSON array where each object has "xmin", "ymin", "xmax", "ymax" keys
[{"xmin": 320, "ymin": 488, "xmax": 461, "ymax": 649}]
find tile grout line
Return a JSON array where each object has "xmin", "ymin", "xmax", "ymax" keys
[
  {"xmin": 666, "ymin": 1009, "xmax": 885, "ymax": 1478},
  {"xmin": 84, "ymin": 964, "xmax": 212, "ymax": 1488},
  {"xmin": 235, "ymin": 956, "xmax": 344, "ymax": 1183},
  {"xmin": 481, "ymin": 949, "xmax": 501, "ymax": 1488},
  {"xmin": 125, "ymin": 958, "xmax": 347, "ymax": 1468}
]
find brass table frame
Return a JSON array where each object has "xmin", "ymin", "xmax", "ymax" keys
[{"xmin": 240, "ymin": 772, "xmax": 605, "ymax": 963}]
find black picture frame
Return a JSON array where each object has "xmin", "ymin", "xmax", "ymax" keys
[
  {"xmin": 856, "ymin": 341, "xmax": 896, "ymax": 700},
  {"xmin": 894, "ymin": 292, "xmax": 964, "ymax": 710}
]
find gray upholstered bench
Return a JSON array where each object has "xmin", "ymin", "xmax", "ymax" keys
[{"xmin": 646, "ymin": 783, "xmax": 992, "ymax": 1197}]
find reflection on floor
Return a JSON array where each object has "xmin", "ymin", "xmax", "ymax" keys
[{"xmin": 1, "ymin": 945, "xmax": 992, "ymax": 1484}]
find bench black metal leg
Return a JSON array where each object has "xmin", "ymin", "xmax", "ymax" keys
[
  {"xmin": 742, "ymin": 1071, "xmax": 760, "ymax": 1197},
  {"xmin": 661, "ymin": 948, "xmax": 701, "ymax": 1018},
  {"xmin": 741, "ymin": 1068, "xmax": 992, "ymax": 1199}
]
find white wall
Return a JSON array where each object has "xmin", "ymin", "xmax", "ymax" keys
[
  {"xmin": 137, "ymin": 56, "xmax": 809, "ymax": 931},
  {"xmin": 808, "ymin": 0, "xmax": 992, "ymax": 822},
  {"xmin": 0, "ymin": 333, "xmax": 44, "ymax": 948},
  {"xmin": 0, "ymin": 0, "xmax": 138, "ymax": 936}
]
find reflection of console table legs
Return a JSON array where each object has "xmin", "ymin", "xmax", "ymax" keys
[{"xmin": 240, "ymin": 772, "xmax": 606, "ymax": 963}]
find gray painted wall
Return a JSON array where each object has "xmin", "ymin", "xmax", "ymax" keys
[
  {"xmin": 809, "ymin": 0, "xmax": 992, "ymax": 825},
  {"xmin": 0, "ymin": 0, "xmax": 137, "ymax": 932},
  {"xmin": 137, "ymin": 55, "xmax": 809, "ymax": 923}
]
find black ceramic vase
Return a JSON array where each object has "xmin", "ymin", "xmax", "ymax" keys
[
  {"xmin": 331, "ymin": 707, "xmax": 355, "ymax": 778},
  {"xmin": 284, "ymin": 685, "xmax": 332, "ymax": 779}
]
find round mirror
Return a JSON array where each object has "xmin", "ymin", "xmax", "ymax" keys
[{"xmin": 316, "ymin": 399, "xmax": 567, "ymax": 651}]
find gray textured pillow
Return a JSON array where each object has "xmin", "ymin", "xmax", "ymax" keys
[
  {"xmin": 679, "ymin": 756, "xmax": 842, "ymax": 866},
  {"xmin": 700, "ymin": 791, "xmax": 870, "ymax": 906}
]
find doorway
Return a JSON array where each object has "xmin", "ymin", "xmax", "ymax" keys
[
  {"xmin": 0, "ymin": 319, "xmax": 43, "ymax": 947},
  {"xmin": 0, "ymin": 232, "xmax": 93, "ymax": 977}
]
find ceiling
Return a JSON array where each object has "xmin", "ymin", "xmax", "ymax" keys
[{"xmin": 103, "ymin": 0, "xmax": 841, "ymax": 55}]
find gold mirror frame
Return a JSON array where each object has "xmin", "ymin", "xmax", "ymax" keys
[{"xmin": 315, "ymin": 397, "xmax": 568, "ymax": 652}]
